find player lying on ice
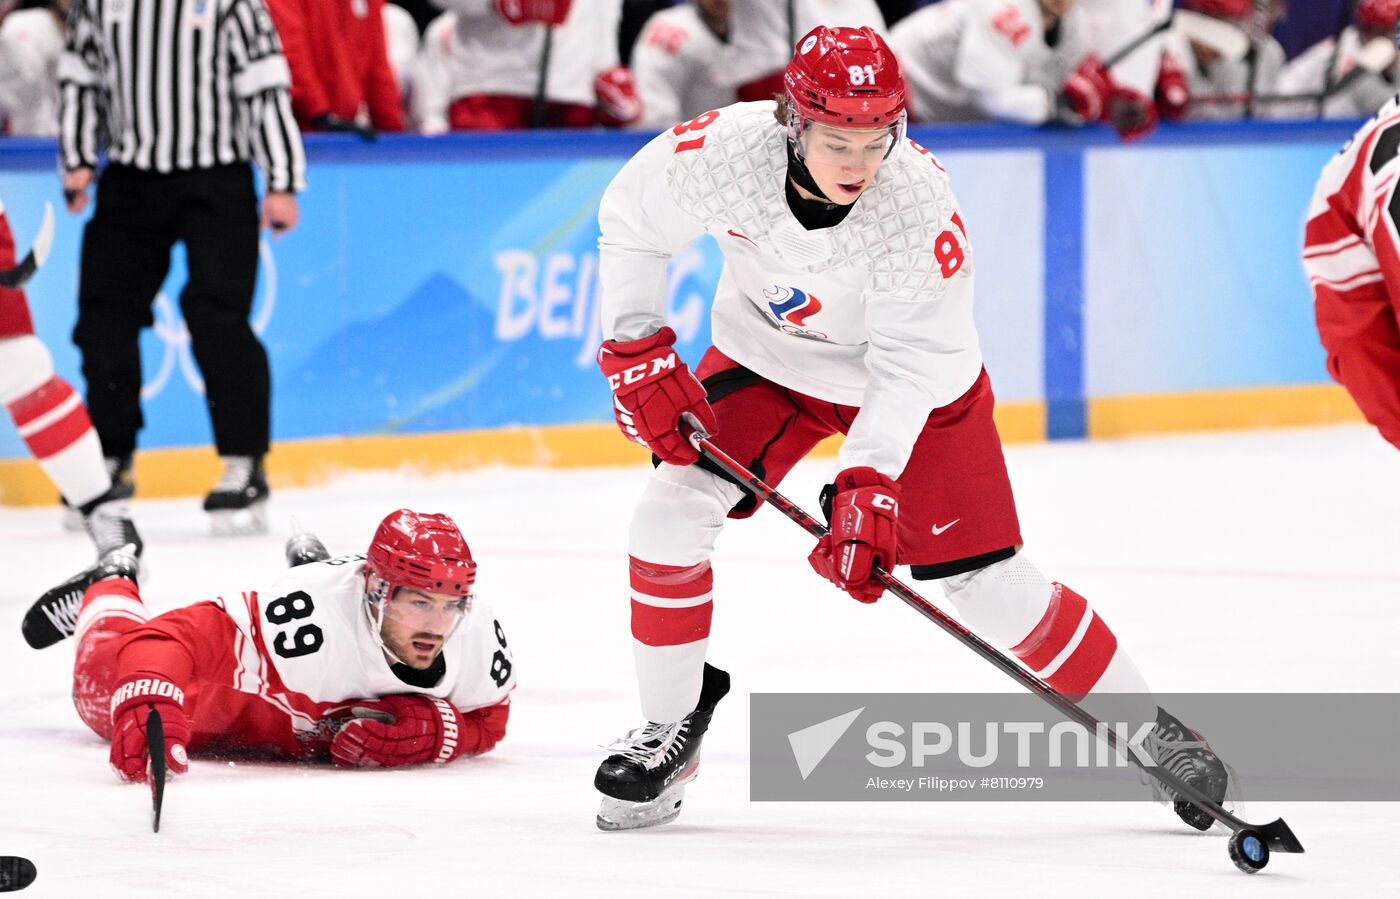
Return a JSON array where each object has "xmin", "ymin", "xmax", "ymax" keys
[
  {"xmin": 592, "ymin": 24, "xmax": 1229, "ymax": 831},
  {"xmin": 21, "ymin": 509, "xmax": 514, "ymax": 780}
]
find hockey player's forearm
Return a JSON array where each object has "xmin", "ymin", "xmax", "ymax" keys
[{"xmin": 973, "ymin": 84, "xmax": 1054, "ymax": 125}]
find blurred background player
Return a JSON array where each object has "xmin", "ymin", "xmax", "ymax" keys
[
  {"xmin": 1303, "ymin": 96, "xmax": 1400, "ymax": 452},
  {"xmin": 21, "ymin": 509, "xmax": 514, "ymax": 779},
  {"xmin": 591, "ymin": 24, "xmax": 1228, "ymax": 831},
  {"xmin": 1, "ymin": 195, "xmax": 141, "ymax": 560},
  {"xmin": 0, "ymin": 0, "xmax": 68, "ymax": 136},
  {"xmin": 1157, "ymin": 0, "xmax": 1286, "ymax": 121},
  {"xmin": 890, "ymin": 0, "xmax": 1127, "ymax": 134},
  {"xmin": 1276, "ymin": 0, "xmax": 1400, "ymax": 120},
  {"xmin": 382, "ymin": 1, "xmax": 422, "ymax": 129},
  {"xmin": 713, "ymin": 0, "xmax": 886, "ymax": 102},
  {"xmin": 631, "ymin": 0, "xmax": 736, "ymax": 131},
  {"xmin": 414, "ymin": 0, "xmax": 641, "ymax": 133},
  {"xmin": 266, "ymin": 0, "xmax": 406, "ymax": 139},
  {"xmin": 58, "ymin": 0, "xmax": 306, "ymax": 536}
]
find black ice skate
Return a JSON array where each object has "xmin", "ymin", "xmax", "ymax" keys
[
  {"xmin": 595, "ymin": 663, "xmax": 730, "ymax": 831},
  {"xmin": 203, "ymin": 455, "xmax": 269, "ymax": 536},
  {"xmin": 62, "ymin": 455, "xmax": 134, "ymax": 533},
  {"xmin": 1145, "ymin": 706, "xmax": 1232, "ymax": 831},
  {"xmin": 79, "ymin": 477, "xmax": 143, "ymax": 561},
  {"xmin": 22, "ymin": 545, "xmax": 141, "ymax": 650}
]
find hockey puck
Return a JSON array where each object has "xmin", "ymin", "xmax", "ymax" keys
[{"xmin": 1228, "ymin": 828, "xmax": 1269, "ymax": 874}]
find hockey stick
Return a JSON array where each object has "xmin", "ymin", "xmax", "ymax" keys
[
  {"xmin": 1103, "ymin": 9, "xmax": 1176, "ymax": 70},
  {"xmin": 0, "ymin": 202, "xmax": 54, "ymax": 289},
  {"xmin": 687, "ymin": 430, "xmax": 1305, "ymax": 869},
  {"xmin": 147, "ymin": 708, "xmax": 167, "ymax": 833},
  {"xmin": 529, "ymin": 25, "xmax": 555, "ymax": 129}
]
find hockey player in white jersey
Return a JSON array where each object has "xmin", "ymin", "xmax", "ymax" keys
[
  {"xmin": 1276, "ymin": 0, "xmax": 1400, "ymax": 121},
  {"xmin": 889, "ymin": 0, "xmax": 1105, "ymax": 127},
  {"xmin": 591, "ymin": 25, "xmax": 1228, "ymax": 831},
  {"xmin": 1158, "ymin": 0, "xmax": 1285, "ymax": 121},
  {"xmin": 0, "ymin": 0, "xmax": 66, "ymax": 136},
  {"xmin": 22, "ymin": 509, "xmax": 514, "ymax": 779},
  {"xmin": 631, "ymin": 0, "xmax": 736, "ymax": 130}
]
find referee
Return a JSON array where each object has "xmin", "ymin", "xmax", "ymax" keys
[{"xmin": 58, "ymin": 0, "xmax": 306, "ymax": 536}]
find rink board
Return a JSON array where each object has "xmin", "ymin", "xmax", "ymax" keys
[{"xmin": 0, "ymin": 120, "xmax": 1365, "ymax": 501}]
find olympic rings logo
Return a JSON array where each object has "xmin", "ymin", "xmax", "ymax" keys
[{"xmin": 140, "ymin": 239, "xmax": 277, "ymax": 400}]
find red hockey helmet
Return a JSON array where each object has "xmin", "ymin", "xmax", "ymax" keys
[
  {"xmin": 1181, "ymin": 0, "xmax": 1253, "ymax": 19},
  {"xmin": 783, "ymin": 25, "xmax": 906, "ymax": 129},
  {"xmin": 366, "ymin": 508, "xmax": 476, "ymax": 599},
  {"xmin": 1356, "ymin": 0, "xmax": 1400, "ymax": 33}
]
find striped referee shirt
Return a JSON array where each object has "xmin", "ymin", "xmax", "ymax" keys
[{"xmin": 58, "ymin": 0, "xmax": 307, "ymax": 193}]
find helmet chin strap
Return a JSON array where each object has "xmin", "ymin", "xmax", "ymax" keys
[
  {"xmin": 364, "ymin": 596, "xmax": 406, "ymax": 666},
  {"xmin": 787, "ymin": 141, "xmax": 833, "ymax": 203}
]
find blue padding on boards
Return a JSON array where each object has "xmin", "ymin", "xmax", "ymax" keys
[{"xmin": 1044, "ymin": 148, "xmax": 1085, "ymax": 440}]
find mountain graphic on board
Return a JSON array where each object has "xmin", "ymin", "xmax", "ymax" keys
[{"xmin": 277, "ymin": 272, "xmax": 606, "ymax": 438}]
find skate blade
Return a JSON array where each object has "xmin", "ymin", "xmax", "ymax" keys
[
  {"xmin": 596, "ymin": 784, "xmax": 687, "ymax": 832},
  {"xmin": 209, "ymin": 503, "xmax": 269, "ymax": 537}
]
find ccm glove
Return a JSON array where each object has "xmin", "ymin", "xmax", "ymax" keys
[
  {"xmin": 108, "ymin": 672, "xmax": 192, "ymax": 782},
  {"xmin": 495, "ymin": 0, "xmax": 571, "ymax": 25},
  {"xmin": 597, "ymin": 326, "xmax": 717, "ymax": 465},
  {"xmin": 808, "ymin": 467, "xmax": 901, "ymax": 604},
  {"xmin": 331, "ymin": 694, "xmax": 472, "ymax": 769}
]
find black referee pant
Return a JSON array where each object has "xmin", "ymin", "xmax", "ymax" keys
[{"xmin": 73, "ymin": 163, "xmax": 269, "ymax": 460}]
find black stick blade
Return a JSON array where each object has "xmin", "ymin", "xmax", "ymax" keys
[
  {"xmin": 1257, "ymin": 817, "xmax": 1304, "ymax": 854},
  {"xmin": 147, "ymin": 708, "xmax": 166, "ymax": 834}
]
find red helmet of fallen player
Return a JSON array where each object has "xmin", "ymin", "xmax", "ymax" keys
[
  {"xmin": 783, "ymin": 25, "xmax": 906, "ymax": 129},
  {"xmin": 1181, "ymin": 0, "xmax": 1253, "ymax": 19},
  {"xmin": 366, "ymin": 508, "xmax": 476, "ymax": 601},
  {"xmin": 1356, "ymin": 0, "xmax": 1400, "ymax": 34}
]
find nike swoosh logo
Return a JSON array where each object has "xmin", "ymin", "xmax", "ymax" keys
[
  {"xmin": 930, "ymin": 519, "xmax": 960, "ymax": 536},
  {"xmin": 727, "ymin": 229, "xmax": 755, "ymax": 244}
]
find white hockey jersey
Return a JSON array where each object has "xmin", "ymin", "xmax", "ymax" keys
[
  {"xmin": 598, "ymin": 101, "xmax": 983, "ymax": 479},
  {"xmin": 212, "ymin": 555, "xmax": 516, "ymax": 732},
  {"xmin": 1276, "ymin": 27, "xmax": 1400, "ymax": 121},
  {"xmin": 1161, "ymin": 24, "xmax": 1285, "ymax": 121},
  {"xmin": 1078, "ymin": 0, "xmax": 1163, "ymax": 97},
  {"xmin": 0, "ymin": 8, "xmax": 64, "ymax": 137},
  {"xmin": 413, "ymin": 0, "xmax": 621, "ymax": 132},
  {"xmin": 713, "ymin": 0, "xmax": 886, "ymax": 89},
  {"xmin": 630, "ymin": 4, "xmax": 736, "ymax": 130},
  {"xmin": 890, "ymin": 0, "xmax": 1094, "ymax": 125}
]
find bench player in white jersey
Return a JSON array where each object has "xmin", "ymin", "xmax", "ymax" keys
[
  {"xmin": 1276, "ymin": 0, "xmax": 1400, "ymax": 121},
  {"xmin": 631, "ymin": 0, "xmax": 736, "ymax": 131},
  {"xmin": 889, "ymin": 0, "xmax": 1114, "ymax": 129},
  {"xmin": 21, "ymin": 509, "xmax": 514, "ymax": 779},
  {"xmin": 590, "ymin": 25, "xmax": 1228, "ymax": 831},
  {"xmin": 1304, "ymin": 96, "xmax": 1400, "ymax": 451}
]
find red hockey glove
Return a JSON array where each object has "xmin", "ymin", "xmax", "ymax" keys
[
  {"xmin": 331, "ymin": 694, "xmax": 472, "ymax": 769},
  {"xmin": 495, "ymin": 0, "xmax": 571, "ymax": 26},
  {"xmin": 808, "ymin": 467, "xmax": 901, "ymax": 604},
  {"xmin": 1060, "ymin": 55, "xmax": 1111, "ymax": 123},
  {"xmin": 597, "ymin": 326, "xmax": 716, "ymax": 465},
  {"xmin": 1106, "ymin": 86, "xmax": 1158, "ymax": 141},
  {"xmin": 595, "ymin": 66, "xmax": 642, "ymax": 127},
  {"xmin": 1155, "ymin": 50, "xmax": 1190, "ymax": 122},
  {"xmin": 108, "ymin": 672, "xmax": 192, "ymax": 783}
]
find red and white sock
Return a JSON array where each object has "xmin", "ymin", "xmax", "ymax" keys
[
  {"xmin": 1, "ymin": 339, "xmax": 109, "ymax": 508},
  {"xmin": 944, "ymin": 554, "xmax": 1150, "ymax": 701},
  {"xmin": 630, "ymin": 556, "xmax": 713, "ymax": 723}
]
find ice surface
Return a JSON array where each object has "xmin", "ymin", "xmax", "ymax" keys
[{"xmin": 2, "ymin": 425, "xmax": 1397, "ymax": 897}]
